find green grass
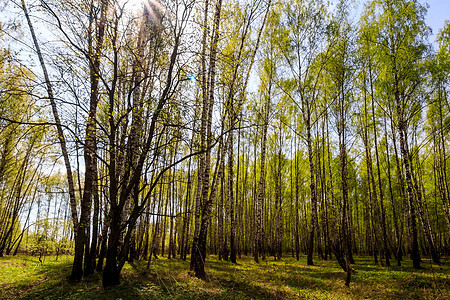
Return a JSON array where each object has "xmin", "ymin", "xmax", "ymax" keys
[{"xmin": 1, "ymin": 254, "xmax": 449, "ymax": 299}]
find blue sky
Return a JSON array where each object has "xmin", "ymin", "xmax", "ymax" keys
[{"xmin": 424, "ymin": 0, "xmax": 449, "ymax": 44}]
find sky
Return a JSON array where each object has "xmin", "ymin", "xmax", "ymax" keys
[
  {"xmin": 1, "ymin": 0, "xmax": 448, "ymax": 44},
  {"xmin": 424, "ymin": 0, "xmax": 450, "ymax": 44}
]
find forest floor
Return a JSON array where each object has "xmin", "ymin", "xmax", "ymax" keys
[{"xmin": 0, "ymin": 254, "xmax": 449, "ymax": 299}]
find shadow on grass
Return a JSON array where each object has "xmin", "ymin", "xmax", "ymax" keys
[{"xmin": 1, "ymin": 254, "xmax": 449, "ymax": 299}]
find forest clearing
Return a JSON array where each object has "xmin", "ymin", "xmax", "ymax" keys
[
  {"xmin": 1, "ymin": 0, "xmax": 450, "ymax": 297},
  {"xmin": 1, "ymin": 254, "xmax": 449, "ymax": 299}
]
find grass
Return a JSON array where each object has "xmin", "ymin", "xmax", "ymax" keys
[{"xmin": 1, "ymin": 254, "xmax": 449, "ymax": 299}]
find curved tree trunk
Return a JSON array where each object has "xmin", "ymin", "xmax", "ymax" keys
[{"xmin": 21, "ymin": 0, "xmax": 80, "ymax": 279}]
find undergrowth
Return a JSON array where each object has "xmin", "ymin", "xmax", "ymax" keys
[{"xmin": 1, "ymin": 254, "xmax": 449, "ymax": 299}]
